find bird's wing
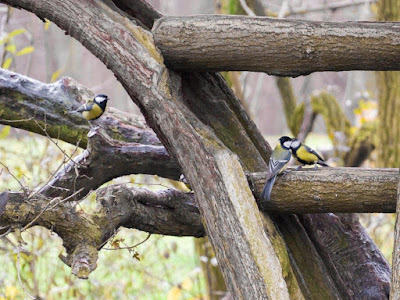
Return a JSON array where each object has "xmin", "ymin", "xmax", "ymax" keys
[
  {"xmin": 76, "ymin": 101, "xmax": 94, "ymax": 113},
  {"xmin": 304, "ymin": 144, "xmax": 325, "ymax": 162},
  {"xmin": 266, "ymin": 148, "xmax": 291, "ymax": 180}
]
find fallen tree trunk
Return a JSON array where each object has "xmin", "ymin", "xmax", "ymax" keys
[{"xmin": 153, "ymin": 15, "xmax": 400, "ymax": 76}]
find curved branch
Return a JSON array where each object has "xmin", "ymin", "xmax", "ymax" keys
[
  {"xmin": 0, "ymin": 185, "xmax": 203, "ymax": 278},
  {"xmin": 0, "ymin": 69, "xmax": 160, "ymax": 147},
  {"xmin": 40, "ymin": 128, "xmax": 181, "ymax": 200}
]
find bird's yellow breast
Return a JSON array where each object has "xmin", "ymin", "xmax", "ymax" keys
[
  {"xmin": 82, "ymin": 103, "xmax": 103, "ymax": 120},
  {"xmin": 297, "ymin": 146, "xmax": 319, "ymax": 163}
]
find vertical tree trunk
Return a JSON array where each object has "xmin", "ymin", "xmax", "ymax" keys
[
  {"xmin": 376, "ymin": 0, "xmax": 400, "ymax": 167},
  {"xmin": 391, "ymin": 179, "xmax": 400, "ymax": 299}
]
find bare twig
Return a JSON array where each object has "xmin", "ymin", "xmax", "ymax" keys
[
  {"xmin": 17, "ymin": 245, "xmax": 36, "ymax": 299},
  {"xmin": 22, "ymin": 188, "xmax": 84, "ymax": 232},
  {"xmin": 0, "ymin": 161, "xmax": 27, "ymax": 193},
  {"xmin": 0, "ymin": 117, "xmax": 34, "ymax": 123},
  {"xmin": 286, "ymin": 0, "xmax": 377, "ymax": 16},
  {"xmin": 32, "ymin": 118, "xmax": 82, "ymax": 166},
  {"xmin": 239, "ymin": 0, "xmax": 255, "ymax": 16},
  {"xmin": 103, "ymin": 232, "xmax": 151, "ymax": 250}
]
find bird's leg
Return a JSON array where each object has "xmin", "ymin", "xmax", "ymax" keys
[
  {"xmin": 313, "ymin": 164, "xmax": 318, "ymax": 170},
  {"xmin": 296, "ymin": 165, "xmax": 303, "ymax": 171}
]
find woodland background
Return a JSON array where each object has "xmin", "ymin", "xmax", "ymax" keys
[{"xmin": 0, "ymin": 0, "xmax": 396, "ymax": 299}]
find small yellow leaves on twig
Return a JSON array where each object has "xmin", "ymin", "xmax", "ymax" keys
[
  {"xmin": 50, "ymin": 69, "xmax": 63, "ymax": 82},
  {"xmin": 44, "ymin": 19, "xmax": 51, "ymax": 30},
  {"xmin": 16, "ymin": 46, "xmax": 34, "ymax": 56},
  {"xmin": 2, "ymin": 57, "xmax": 12, "ymax": 69}
]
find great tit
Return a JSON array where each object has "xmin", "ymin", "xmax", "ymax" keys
[
  {"xmin": 290, "ymin": 138, "xmax": 329, "ymax": 169},
  {"xmin": 261, "ymin": 136, "xmax": 292, "ymax": 201},
  {"xmin": 75, "ymin": 94, "xmax": 109, "ymax": 121}
]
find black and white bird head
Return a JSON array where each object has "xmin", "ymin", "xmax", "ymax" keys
[
  {"xmin": 290, "ymin": 138, "xmax": 301, "ymax": 151},
  {"xmin": 94, "ymin": 94, "xmax": 109, "ymax": 104},
  {"xmin": 279, "ymin": 136, "xmax": 292, "ymax": 150}
]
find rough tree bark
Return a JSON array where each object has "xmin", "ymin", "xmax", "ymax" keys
[
  {"xmin": 153, "ymin": 15, "xmax": 400, "ymax": 76},
  {"xmin": 376, "ymin": 0, "xmax": 400, "ymax": 168},
  {"xmin": 0, "ymin": 1, "xmax": 290, "ymax": 299},
  {"xmin": 391, "ymin": 178, "xmax": 400, "ymax": 299},
  {"xmin": 0, "ymin": 0, "xmax": 395, "ymax": 298}
]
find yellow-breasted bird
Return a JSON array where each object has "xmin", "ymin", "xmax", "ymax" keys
[
  {"xmin": 261, "ymin": 136, "xmax": 292, "ymax": 201},
  {"xmin": 290, "ymin": 138, "xmax": 329, "ymax": 169},
  {"xmin": 75, "ymin": 94, "xmax": 109, "ymax": 121}
]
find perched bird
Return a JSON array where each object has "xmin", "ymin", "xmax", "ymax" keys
[
  {"xmin": 290, "ymin": 138, "xmax": 329, "ymax": 169},
  {"xmin": 75, "ymin": 94, "xmax": 109, "ymax": 121},
  {"xmin": 261, "ymin": 136, "xmax": 292, "ymax": 201}
]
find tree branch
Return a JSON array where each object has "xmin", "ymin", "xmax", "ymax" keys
[
  {"xmin": 0, "ymin": 68, "xmax": 160, "ymax": 148},
  {"xmin": 152, "ymin": 15, "xmax": 400, "ymax": 77},
  {"xmin": 0, "ymin": 185, "xmax": 203, "ymax": 278},
  {"xmin": 39, "ymin": 128, "xmax": 181, "ymax": 200},
  {"xmin": 391, "ymin": 178, "xmax": 400, "ymax": 299},
  {"xmin": 1, "ymin": 1, "xmax": 288, "ymax": 298}
]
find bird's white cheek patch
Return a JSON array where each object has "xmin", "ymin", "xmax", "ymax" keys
[
  {"xmin": 283, "ymin": 141, "xmax": 291, "ymax": 148},
  {"xmin": 291, "ymin": 140, "xmax": 300, "ymax": 148}
]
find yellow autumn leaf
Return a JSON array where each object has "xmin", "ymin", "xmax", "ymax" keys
[
  {"xmin": 167, "ymin": 286, "xmax": 181, "ymax": 300},
  {"xmin": 50, "ymin": 69, "xmax": 63, "ymax": 82},
  {"xmin": 0, "ymin": 125, "xmax": 11, "ymax": 139},
  {"xmin": 44, "ymin": 19, "xmax": 51, "ymax": 30},
  {"xmin": 5, "ymin": 44, "xmax": 16, "ymax": 53},
  {"xmin": 16, "ymin": 46, "xmax": 34, "ymax": 56},
  {"xmin": 8, "ymin": 28, "xmax": 26, "ymax": 38},
  {"xmin": 2, "ymin": 57, "xmax": 12, "ymax": 69},
  {"xmin": 5, "ymin": 286, "xmax": 19, "ymax": 299},
  {"xmin": 181, "ymin": 278, "xmax": 193, "ymax": 291}
]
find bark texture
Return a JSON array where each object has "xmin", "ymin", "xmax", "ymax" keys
[
  {"xmin": 0, "ymin": 69, "xmax": 159, "ymax": 147},
  {"xmin": 251, "ymin": 167, "xmax": 398, "ymax": 213},
  {"xmin": 153, "ymin": 15, "xmax": 400, "ymax": 76},
  {"xmin": 391, "ymin": 179, "xmax": 400, "ymax": 300},
  {"xmin": 0, "ymin": 185, "xmax": 204, "ymax": 278},
  {"xmin": 1, "ymin": 1, "xmax": 290, "ymax": 298},
  {"xmin": 376, "ymin": 0, "xmax": 400, "ymax": 168},
  {"xmin": 0, "ymin": 1, "xmax": 393, "ymax": 298}
]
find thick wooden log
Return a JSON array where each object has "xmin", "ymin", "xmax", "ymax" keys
[
  {"xmin": 250, "ymin": 167, "xmax": 398, "ymax": 213},
  {"xmin": 153, "ymin": 15, "xmax": 400, "ymax": 76}
]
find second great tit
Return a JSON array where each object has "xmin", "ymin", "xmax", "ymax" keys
[
  {"xmin": 75, "ymin": 94, "xmax": 109, "ymax": 121},
  {"xmin": 290, "ymin": 138, "xmax": 329, "ymax": 169},
  {"xmin": 261, "ymin": 136, "xmax": 292, "ymax": 201}
]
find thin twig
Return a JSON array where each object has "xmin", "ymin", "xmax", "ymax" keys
[
  {"xmin": 0, "ymin": 161, "xmax": 27, "ymax": 193},
  {"xmin": 286, "ymin": 0, "xmax": 376, "ymax": 16},
  {"xmin": 103, "ymin": 232, "xmax": 152, "ymax": 251},
  {"xmin": 239, "ymin": 0, "xmax": 256, "ymax": 16},
  {"xmin": 0, "ymin": 226, "xmax": 11, "ymax": 238},
  {"xmin": 32, "ymin": 119, "xmax": 82, "ymax": 166},
  {"xmin": 17, "ymin": 246, "xmax": 36, "ymax": 299},
  {"xmin": 0, "ymin": 117, "xmax": 34, "ymax": 123},
  {"xmin": 21, "ymin": 188, "xmax": 84, "ymax": 232}
]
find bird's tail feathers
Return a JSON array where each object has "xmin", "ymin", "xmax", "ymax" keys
[
  {"xmin": 318, "ymin": 160, "xmax": 330, "ymax": 167},
  {"xmin": 261, "ymin": 175, "xmax": 277, "ymax": 202}
]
